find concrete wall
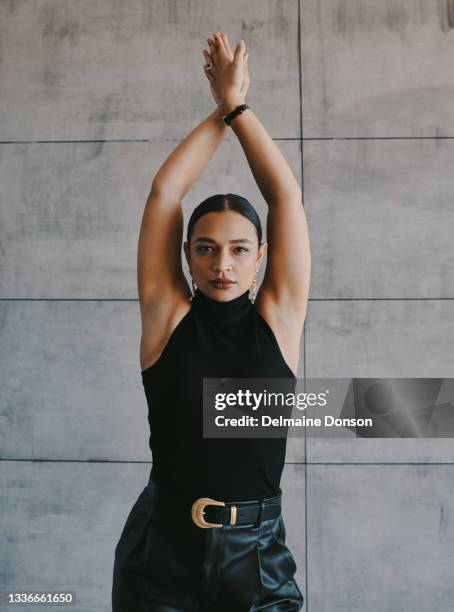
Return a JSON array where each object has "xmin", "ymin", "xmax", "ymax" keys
[{"xmin": 1, "ymin": 1, "xmax": 453, "ymax": 610}]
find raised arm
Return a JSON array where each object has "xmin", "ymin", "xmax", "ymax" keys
[
  {"xmin": 205, "ymin": 33, "xmax": 311, "ymax": 332},
  {"xmin": 137, "ymin": 107, "xmax": 229, "ymax": 314},
  {"xmin": 221, "ymin": 101, "xmax": 311, "ymax": 330}
]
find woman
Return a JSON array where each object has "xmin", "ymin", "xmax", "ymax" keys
[{"xmin": 112, "ymin": 32, "xmax": 310, "ymax": 611}]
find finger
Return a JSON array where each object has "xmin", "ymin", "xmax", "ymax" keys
[
  {"xmin": 206, "ymin": 37, "xmax": 217, "ymax": 63},
  {"xmin": 222, "ymin": 33, "xmax": 234, "ymax": 59},
  {"xmin": 242, "ymin": 55, "xmax": 249, "ymax": 78},
  {"xmin": 211, "ymin": 33, "xmax": 221, "ymax": 49},
  {"xmin": 203, "ymin": 49, "xmax": 212, "ymax": 65},
  {"xmin": 203, "ymin": 71, "xmax": 213, "ymax": 83},
  {"xmin": 214, "ymin": 32, "xmax": 229, "ymax": 60},
  {"xmin": 203, "ymin": 67, "xmax": 215, "ymax": 83},
  {"xmin": 216, "ymin": 32, "xmax": 229, "ymax": 55},
  {"xmin": 242, "ymin": 63, "xmax": 250, "ymax": 86},
  {"xmin": 233, "ymin": 39, "xmax": 246, "ymax": 62}
]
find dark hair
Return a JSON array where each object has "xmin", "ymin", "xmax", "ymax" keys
[{"xmin": 186, "ymin": 193, "xmax": 262, "ymax": 247}]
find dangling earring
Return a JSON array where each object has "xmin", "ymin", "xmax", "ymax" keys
[
  {"xmin": 250, "ymin": 268, "xmax": 258, "ymax": 303},
  {"xmin": 189, "ymin": 270, "xmax": 197, "ymax": 301}
]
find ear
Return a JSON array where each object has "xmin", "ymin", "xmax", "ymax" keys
[{"xmin": 256, "ymin": 242, "xmax": 267, "ymax": 267}]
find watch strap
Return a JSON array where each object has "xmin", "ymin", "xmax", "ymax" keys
[{"xmin": 223, "ymin": 103, "xmax": 250, "ymax": 125}]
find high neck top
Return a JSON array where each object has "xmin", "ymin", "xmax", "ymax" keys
[
  {"xmin": 191, "ymin": 287, "xmax": 252, "ymax": 323},
  {"xmin": 141, "ymin": 285, "xmax": 296, "ymax": 502}
]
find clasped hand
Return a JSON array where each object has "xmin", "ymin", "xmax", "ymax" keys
[{"xmin": 202, "ymin": 31, "xmax": 250, "ymax": 112}]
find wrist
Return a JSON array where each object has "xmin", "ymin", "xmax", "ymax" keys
[
  {"xmin": 213, "ymin": 105, "xmax": 227, "ymax": 120},
  {"xmin": 221, "ymin": 98, "xmax": 246, "ymax": 115}
]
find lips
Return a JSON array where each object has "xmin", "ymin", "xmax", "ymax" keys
[{"xmin": 210, "ymin": 279, "xmax": 235, "ymax": 288}]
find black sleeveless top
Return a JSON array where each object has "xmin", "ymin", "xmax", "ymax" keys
[{"xmin": 141, "ymin": 287, "xmax": 296, "ymax": 502}]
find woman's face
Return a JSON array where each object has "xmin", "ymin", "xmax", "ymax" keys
[{"xmin": 184, "ymin": 210, "xmax": 267, "ymax": 301}]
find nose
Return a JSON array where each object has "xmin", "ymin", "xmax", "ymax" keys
[{"xmin": 212, "ymin": 250, "xmax": 232, "ymax": 272}]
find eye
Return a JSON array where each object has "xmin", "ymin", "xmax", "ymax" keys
[{"xmin": 196, "ymin": 246, "xmax": 249, "ymax": 254}]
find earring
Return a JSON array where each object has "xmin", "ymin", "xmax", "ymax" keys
[
  {"xmin": 189, "ymin": 270, "xmax": 197, "ymax": 301},
  {"xmin": 250, "ymin": 268, "xmax": 258, "ymax": 303}
]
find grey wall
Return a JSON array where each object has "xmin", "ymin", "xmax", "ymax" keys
[{"xmin": 1, "ymin": 1, "xmax": 453, "ymax": 610}]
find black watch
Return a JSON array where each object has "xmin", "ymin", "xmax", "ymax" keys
[{"xmin": 223, "ymin": 103, "xmax": 250, "ymax": 125}]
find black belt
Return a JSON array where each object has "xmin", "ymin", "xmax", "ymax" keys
[{"xmin": 147, "ymin": 476, "xmax": 282, "ymax": 528}]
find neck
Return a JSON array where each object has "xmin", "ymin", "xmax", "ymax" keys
[{"xmin": 191, "ymin": 287, "xmax": 252, "ymax": 322}]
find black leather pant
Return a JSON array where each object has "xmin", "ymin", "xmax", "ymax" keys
[{"xmin": 112, "ymin": 478, "xmax": 304, "ymax": 611}]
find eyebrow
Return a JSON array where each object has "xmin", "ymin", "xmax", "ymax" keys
[{"xmin": 194, "ymin": 237, "xmax": 253, "ymax": 245}]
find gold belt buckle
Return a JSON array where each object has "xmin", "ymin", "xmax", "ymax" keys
[{"xmin": 191, "ymin": 497, "xmax": 238, "ymax": 528}]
